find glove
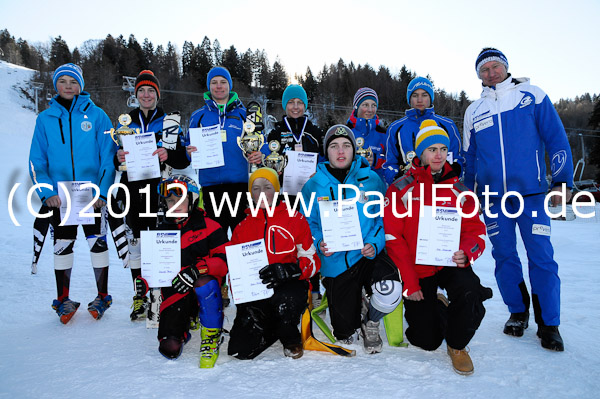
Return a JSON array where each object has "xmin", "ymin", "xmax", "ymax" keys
[
  {"xmin": 135, "ymin": 276, "xmax": 149, "ymax": 297},
  {"xmin": 172, "ymin": 264, "xmax": 204, "ymax": 294},
  {"xmin": 259, "ymin": 262, "xmax": 301, "ymax": 289}
]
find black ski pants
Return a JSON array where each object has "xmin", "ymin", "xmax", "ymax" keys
[
  {"xmin": 404, "ymin": 266, "xmax": 486, "ymax": 351},
  {"xmin": 228, "ymin": 279, "xmax": 308, "ymax": 360},
  {"xmin": 322, "ymin": 252, "xmax": 401, "ymax": 341}
]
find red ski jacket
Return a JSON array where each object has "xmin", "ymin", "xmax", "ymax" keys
[
  {"xmin": 384, "ymin": 160, "xmax": 485, "ymax": 297},
  {"xmin": 230, "ymin": 202, "xmax": 320, "ymax": 281}
]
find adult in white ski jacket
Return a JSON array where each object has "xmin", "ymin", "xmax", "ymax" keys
[{"xmin": 463, "ymin": 48, "xmax": 573, "ymax": 352}]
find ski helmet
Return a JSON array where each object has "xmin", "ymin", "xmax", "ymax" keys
[{"xmin": 157, "ymin": 174, "xmax": 200, "ymax": 217}]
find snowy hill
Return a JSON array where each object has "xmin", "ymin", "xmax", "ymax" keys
[{"xmin": 0, "ymin": 60, "xmax": 599, "ymax": 398}]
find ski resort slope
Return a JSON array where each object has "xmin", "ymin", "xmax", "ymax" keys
[{"xmin": 0, "ymin": 61, "xmax": 599, "ymax": 398}]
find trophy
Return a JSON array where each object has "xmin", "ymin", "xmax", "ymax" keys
[
  {"xmin": 263, "ymin": 140, "xmax": 288, "ymax": 174},
  {"xmin": 108, "ymin": 114, "xmax": 140, "ymax": 171},
  {"xmin": 356, "ymin": 137, "xmax": 373, "ymax": 160},
  {"xmin": 404, "ymin": 151, "xmax": 416, "ymax": 171},
  {"xmin": 237, "ymin": 119, "xmax": 265, "ymax": 174}
]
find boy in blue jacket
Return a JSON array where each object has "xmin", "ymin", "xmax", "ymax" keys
[
  {"xmin": 29, "ymin": 63, "xmax": 116, "ymax": 323},
  {"xmin": 301, "ymin": 125, "xmax": 402, "ymax": 354}
]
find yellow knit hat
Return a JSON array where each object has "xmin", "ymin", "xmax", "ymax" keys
[
  {"xmin": 248, "ymin": 167, "xmax": 280, "ymax": 192},
  {"xmin": 414, "ymin": 119, "xmax": 449, "ymax": 158}
]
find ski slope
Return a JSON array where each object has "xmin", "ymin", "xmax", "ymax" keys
[{"xmin": 0, "ymin": 61, "xmax": 599, "ymax": 398}]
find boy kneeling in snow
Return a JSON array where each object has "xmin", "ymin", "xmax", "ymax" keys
[{"xmin": 136, "ymin": 174, "xmax": 228, "ymax": 368}]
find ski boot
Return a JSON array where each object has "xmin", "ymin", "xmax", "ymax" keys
[
  {"xmin": 88, "ymin": 295, "xmax": 112, "ymax": 320},
  {"xmin": 130, "ymin": 295, "xmax": 149, "ymax": 321},
  {"xmin": 199, "ymin": 327, "xmax": 222, "ymax": 368},
  {"xmin": 52, "ymin": 298, "xmax": 80, "ymax": 324}
]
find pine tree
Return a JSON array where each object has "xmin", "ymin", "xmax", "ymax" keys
[{"xmin": 49, "ymin": 36, "xmax": 71, "ymax": 69}]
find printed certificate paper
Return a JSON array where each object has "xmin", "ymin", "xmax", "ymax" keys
[
  {"xmin": 141, "ymin": 230, "xmax": 181, "ymax": 288},
  {"xmin": 318, "ymin": 200, "xmax": 364, "ymax": 253},
  {"xmin": 416, "ymin": 206, "xmax": 461, "ymax": 267},
  {"xmin": 121, "ymin": 132, "xmax": 161, "ymax": 182},
  {"xmin": 282, "ymin": 151, "xmax": 318, "ymax": 195},
  {"xmin": 58, "ymin": 181, "xmax": 95, "ymax": 226},
  {"xmin": 189, "ymin": 125, "xmax": 225, "ymax": 169},
  {"xmin": 225, "ymin": 239, "xmax": 273, "ymax": 305}
]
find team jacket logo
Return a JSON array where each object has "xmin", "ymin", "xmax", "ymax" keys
[
  {"xmin": 519, "ymin": 96, "xmax": 533, "ymax": 108},
  {"xmin": 81, "ymin": 121, "xmax": 92, "ymax": 132},
  {"xmin": 551, "ymin": 150, "xmax": 567, "ymax": 176}
]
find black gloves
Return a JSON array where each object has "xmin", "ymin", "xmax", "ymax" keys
[
  {"xmin": 172, "ymin": 264, "xmax": 204, "ymax": 294},
  {"xmin": 135, "ymin": 276, "xmax": 149, "ymax": 297},
  {"xmin": 259, "ymin": 262, "xmax": 301, "ymax": 289}
]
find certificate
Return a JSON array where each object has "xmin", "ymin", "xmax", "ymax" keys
[
  {"xmin": 318, "ymin": 200, "xmax": 364, "ymax": 253},
  {"xmin": 140, "ymin": 230, "xmax": 181, "ymax": 288},
  {"xmin": 416, "ymin": 206, "xmax": 461, "ymax": 267},
  {"xmin": 58, "ymin": 181, "xmax": 95, "ymax": 226},
  {"xmin": 225, "ymin": 239, "xmax": 273, "ymax": 305},
  {"xmin": 189, "ymin": 125, "xmax": 225, "ymax": 169},
  {"xmin": 121, "ymin": 132, "xmax": 161, "ymax": 182},
  {"xmin": 282, "ymin": 151, "xmax": 318, "ymax": 195}
]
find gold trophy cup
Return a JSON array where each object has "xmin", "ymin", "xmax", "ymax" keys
[
  {"xmin": 109, "ymin": 114, "xmax": 140, "ymax": 171},
  {"xmin": 404, "ymin": 151, "xmax": 416, "ymax": 171},
  {"xmin": 263, "ymin": 140, "xmax": 288, "ymax": 174},
  {"xmin": 237, "ymin": 120, "xmax": 265, "ymax": 174},
  {"xmin": 356, "ymin": 137, "xmax": 373, "ymax": 161}
]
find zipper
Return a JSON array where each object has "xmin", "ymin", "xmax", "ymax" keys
[
  {"xmin": 69, "ymin": 112, "xmax": 75, "ymax": 180},
  {"xmin": 535, "ymin": 150, "xmax": 541, "ymax": 184},
  {"xmin": 496, "ymin": 93, "xmax": 508, "ymax": 194},
  {"xmin": 58, "ymin": 119, "xmax": 65, "ymax": 144},
  {"xmin": 262, "ymin": 208, "xmax": 268, "ymax": 248}
]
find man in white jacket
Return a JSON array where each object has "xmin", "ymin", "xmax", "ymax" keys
[{"xmin": 463, "ymin": 48, "xmax": 573, "ymax": 352}]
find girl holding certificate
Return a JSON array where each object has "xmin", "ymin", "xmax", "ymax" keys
[
  {"xmin": 228, "ymin": 168, "xmax": 320, "ymax": 360},
  {"xmin": 114, "ymin": 70, "xmax": 189, "ymax": 321},
  {"xmin": 28, "ymin": 63, "xmax": 116, "ymax": 324},
  {"xmin": 383, "ymin": 120, "xmax": 489, "ymax": 375}
]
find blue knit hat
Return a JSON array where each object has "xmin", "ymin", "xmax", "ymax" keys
[
  {"xmin": 53, "ymin": 63, "xmax": 84, "ymax": 92},
  {"xmin": 475, "ymin": 48, "xmax": 509, "ymax": 78},
  {"xmin": 353, "ymin": 87, "xmax": 378, "ymax": 110},
  {"xmin": 281, "ymin": 84, "xmax": 308, "ymax": 110},
  {"xmin": 206, "ymin": 66, "xmax": 233, "ymax": 90},
  {"xmin": 414, "ymin": 120, "xmax": 449, "ymax": 158},
  {"xmin": 406, "ymin": 77, "xmax": 434, "ymax": 106}
]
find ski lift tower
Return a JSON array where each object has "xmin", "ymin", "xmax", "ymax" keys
[
  {"xmin": 122, "ymin": 76, "xmax": 139, "ymax": 108},
  {"xmin": 31, "ymin": 82, "xmax": 44, "ymax": 114}
]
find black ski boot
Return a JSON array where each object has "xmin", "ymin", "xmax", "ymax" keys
[
  {"xmin": 537, "ymin": 325, "xmax": 564, "ymax": 351},
  {"xmin": 503, "ymin": 312, "xmax": 529, "ymax": 337}
]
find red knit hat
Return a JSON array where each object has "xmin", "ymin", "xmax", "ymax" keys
[{"xmin": 135, "ymin": 70, "xmax": 160, "ymax": 98}]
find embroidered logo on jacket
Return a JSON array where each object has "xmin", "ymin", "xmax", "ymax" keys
[
  {"xmin": 81, "ymin": 121, "xmax": 92, "ymax": 132},
  {"xmin": 519, "ymin": 96, "xmax": 533, "ymax": 108}
]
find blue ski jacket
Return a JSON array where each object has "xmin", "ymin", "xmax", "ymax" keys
[
  {"xmin": 300, "ymin": 157, "xmax": 386, "ymax": 278},
  {"xmin": 347, "ymin": 112, "xmax": 387, "ymax": 182},
  {"xmin": 463, "ymin": 77, "xmax": 573, "ymax": 196},
  {"xmin": 383, "ymin": 107, "xmax": 463, "ymax": 185},
  {"xmin": 187, "ymin": 92, "xmax": 248, "ymax": 187},
  {"xmin": 29, "ymin": 93, "xmax": 115, "ymax": 203}
]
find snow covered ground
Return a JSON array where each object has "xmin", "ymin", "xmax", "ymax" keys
[{"xmin": 1, "ymin": 61, "xmax": 599, "ymax": 398}]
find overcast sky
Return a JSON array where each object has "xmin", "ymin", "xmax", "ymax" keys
[{"xmin": 2, "ymin": 0, "xmax": 598, "ymax": 102}]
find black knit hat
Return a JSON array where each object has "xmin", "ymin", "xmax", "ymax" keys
[
  {"xmin": 323, "ymin": 124, "xmax": 356, "ymax": 160},
  {"xmin": 135, "ymin": 70, "xmax": 160, "ymax": 98}
]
